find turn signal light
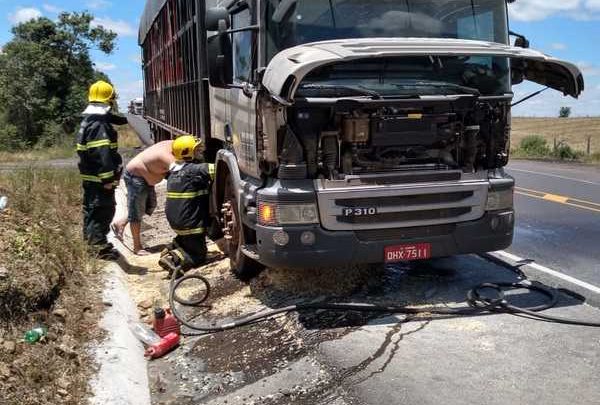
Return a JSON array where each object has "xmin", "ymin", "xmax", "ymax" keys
[
  {"xmin": 259, "ymin": 202, "xmax": 277, "ymax": 226},
  {"xmin": 258, "ymin": 202, "xmax": 320, "ymax": 226}
]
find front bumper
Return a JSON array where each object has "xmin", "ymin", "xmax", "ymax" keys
[{"xmin": 255, "ymin": 210, "xmax": 514, "ymax": 270}]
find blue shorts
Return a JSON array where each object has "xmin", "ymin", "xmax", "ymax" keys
[{"xmin": 124, "ymin": 170, "xmax": 156, "ymax": 223}]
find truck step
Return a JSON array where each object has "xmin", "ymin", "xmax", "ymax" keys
[{"xmin": 241, "ymin": 244, "xmax": 260, "ymax": 261}]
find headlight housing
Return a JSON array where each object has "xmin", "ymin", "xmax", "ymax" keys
[
  {"xmin": 258, "ymin": 202, "xmax": 319, "ymax": 226},
  {"xmin": 486, "ymin": 187, "xmax": 514, "ymax": 211}
]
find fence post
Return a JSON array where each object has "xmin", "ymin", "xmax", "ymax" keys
[
  {"xmin": 553, "ymin": 137, "xmax": 557, "ymax": 152},
  {"xmin": 587, "ymin": 136, "xmax": 592, "ymax": 156}
]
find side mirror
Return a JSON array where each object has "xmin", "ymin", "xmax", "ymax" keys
[
  {"xmin": 510, "ymin": 59, "xmax": 526, "ymax": 86},
  {"xmin": 509, "ymin": 31, "xmax": 530, "ymax": 49},
  {"xmin": 206, "ymin": 7, "xmax": 230, "ymax": 31},
  {"xmin": 207, "ymin": 21, "xmax": 233, "ymax": 88}
]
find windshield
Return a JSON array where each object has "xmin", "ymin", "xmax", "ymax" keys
[
  {"xmin": 266, "ymin": 0, "xmax": 510, "ymax": 96},
  {"xmin": 266, "ymin": 0, "xmax": 509, "ymax": 58}
]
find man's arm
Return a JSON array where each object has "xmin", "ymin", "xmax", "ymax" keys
[{"xmin": 108, "ymin": 113, "xmax": 129, "ymax": 126}]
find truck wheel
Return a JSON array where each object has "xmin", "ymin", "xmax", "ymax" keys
[{"xmin": 222, "ymin": 173, "xmax": 264, "ymax": 280}]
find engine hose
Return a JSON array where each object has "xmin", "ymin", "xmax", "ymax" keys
[{"xmin": 169, "ymin": 271, "xmax": 600, "ymax": 334}]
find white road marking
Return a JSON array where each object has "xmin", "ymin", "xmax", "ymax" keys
[
  {"xmin": 493, "ymin": 250, "xmax": 600, "ymax": 296},
  {"xmin": 509, "ymin": 168, "xmax": 600, "ymax": 186}
]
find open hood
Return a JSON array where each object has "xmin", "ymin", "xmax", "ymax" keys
[{"xmin": 262, "ymin": 38, "xmax": 584, "ymax": 100}]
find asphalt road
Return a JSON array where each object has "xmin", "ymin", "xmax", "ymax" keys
[
  {"xmin": 127, "ymin": 113, "xmax": 154, "ymax": 146},
  {"xmin": 107, "ymin": 155, "xmax": 600, "ymax": 405},
  {"xmin": 506, "ymin": 160, "xmax": 600, "ymax": 286}
]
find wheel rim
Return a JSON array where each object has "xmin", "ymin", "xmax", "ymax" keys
[{"xmin": 222, "ymin": 177, "xmax": 241, "ymax": 267}]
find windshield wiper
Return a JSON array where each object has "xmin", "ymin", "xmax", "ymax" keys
[
  {"xmin": 393, "ymin": 81, "xmax": 480, "ymax": 96},
  {"xmin": 299, "ymin": 84, "xmax": 383, "ymax": 99}
]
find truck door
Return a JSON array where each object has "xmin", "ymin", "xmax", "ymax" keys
[{"xmin": 228, "ymin": 6, "xmax": 260, "ymax": 177}]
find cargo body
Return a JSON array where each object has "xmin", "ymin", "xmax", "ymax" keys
[{"xmin": 139, "ymin": 0, "xmax": 583, "ymax": 275}]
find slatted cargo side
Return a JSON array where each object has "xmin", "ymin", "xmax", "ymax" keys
[{"xmin": 139, "ymin": 0, "xmax": 216, "ymax": 142}]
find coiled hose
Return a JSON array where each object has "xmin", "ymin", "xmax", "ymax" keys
[{"xmin": 169, "ymin": 271, "xmax": 600, "ymax": 335}]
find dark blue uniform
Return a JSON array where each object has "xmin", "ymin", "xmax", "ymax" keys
[
  {"xmin": 77, "ymin": 111, "xmax": 125, "ymax": 253},
  {"xmin": 162, "ymin": 161, "xmax": 212, "ymax": 271}
]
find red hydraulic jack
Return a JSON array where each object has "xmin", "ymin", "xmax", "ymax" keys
[
  {"xmin": 145, "ymin": 332, "xmax": 180, "ymax": 359},
  {"xmin": 129, "ymin": 307, "xmax": 181, "ymax": 359}
]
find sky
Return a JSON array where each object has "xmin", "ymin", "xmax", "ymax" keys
[{"xmin": 0, "ymin": 0, "xmax": 599, "ymax": 116}]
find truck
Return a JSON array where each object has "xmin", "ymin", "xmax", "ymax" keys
[
  {"xmin": 128, "ymin": 98, "xmax": 144, "ymax": 115},
  {"xmin": 139, "ymin": 0, "xmax": 583, "ymax": 278}
]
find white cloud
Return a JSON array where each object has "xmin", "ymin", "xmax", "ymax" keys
[
  {"xmin": 86, "ymin": 0, "xmax": 112, "ymax": 10},
  {"xmin": 551, "ymin": 43, "xmax": 567, "ymax": 51},
  {"xmin": 508, "ymin": 0, "xmax": 600, "ymax": 21},
  {"xmin": 577, "ymin": 62, "xmax": 600, "ymax": 77},
  {"xmin": 115, "ymin": 79, "xmax": 144, "ymax": 110},
  {"xmin": 92, "ymin": 17, "xmax": 136, "ymax": 37},
  {"xmin": 42, "ymin": 4, "xmax": 62, "ymax": 14},
  {"xmin": 586, "ymin": 0, "xmax": 600, "ymax": 11},
  {"xmin": 95, "ymin": 62, "xmax": 117, "ymax": 71},
  {"xmin": 8, "ymin": 7, "xmax": 43, "ymax": 25},
  {"xmin": 130, "ymin": 53, "xmax": 142, "ymax": 64}
]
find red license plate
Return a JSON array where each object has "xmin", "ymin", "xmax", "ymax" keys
[{"xmin": 385, "ymin": 243, "xmax": 431, "ymax": 263}]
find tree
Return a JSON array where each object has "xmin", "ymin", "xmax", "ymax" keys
[
  {"xmin": 559, "ymin": 107, "xmax": 572, "ymax": 118},
  {"xmin": 0, "ymin": 12, "xmax": 117, "ymax": 150}
]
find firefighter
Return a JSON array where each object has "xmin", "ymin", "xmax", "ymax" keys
[
  {"xmin": 159, "ymin": 136, "xmax": 215, "ymax": 274},
  {"xmin": 77, "ymin": 80, "xmax": 127, "ymax": 260}
]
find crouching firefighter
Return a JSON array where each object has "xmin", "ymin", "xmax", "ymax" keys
[
  {"xmin": 159, "ymin": 136, "xmax": 215, "ymax": 275},
  {"xmin": 77, "ymin": 80, "xmax": 127, "ymax": 260}
]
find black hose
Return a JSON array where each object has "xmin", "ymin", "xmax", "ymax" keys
[{"xmin": 169, "ymin": 272, "xmax": 600, "ymax": 334}]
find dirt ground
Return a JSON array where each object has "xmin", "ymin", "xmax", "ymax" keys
[
  {"xmin": 0, "ymin": 168, "xmax": 105, "ymax": 405},
  {"xmin": 512, "ymin": 117, "xmax": 600, "ymax": 154},
  {"xmin": 112, "ymin": 183, "xmax": 394, "ymax": 404}
]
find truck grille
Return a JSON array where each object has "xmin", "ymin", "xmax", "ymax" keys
[
  {"xmin": 316, "ymin": 173, "xmax": 487, "ymax": 231},
  {"xmin": 335, "ymin": 191, "xmax": 474, "ymax": 208},
  {"xmin": 337, "ymin": 207, "xmax": 471, "ymax": 224}
]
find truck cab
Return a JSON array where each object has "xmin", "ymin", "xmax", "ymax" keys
[{"xmin": 140, "ymin": 0, "xmax": 583, "ymax": 277}]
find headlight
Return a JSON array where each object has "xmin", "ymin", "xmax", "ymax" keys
[
  {"xmin": 486, "ymin": 187, "xmax": 514, "ymax": 211},
  {"xmin": 258, "ymin": 202, "xmax": 319, "ymax": 226}
]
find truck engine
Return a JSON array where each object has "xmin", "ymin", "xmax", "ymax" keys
[{"xmin": 279, "ymin": 97, "xmax": 510, "ymax": 180}]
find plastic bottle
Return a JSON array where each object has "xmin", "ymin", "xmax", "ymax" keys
[
  {"xmin": 128, "ymin": 320, "xmax": 161, "ymax": 346},
  {"xmin": 153, "ymin": 308, "xmax": 180, "ymax": 338},
  {"xmin": 0, "ymin": 196, "xmax": 7, "ymax": 212},
  {"xmin": 24, "ymin": 326, "xmax": 48, "ymax": 344}
]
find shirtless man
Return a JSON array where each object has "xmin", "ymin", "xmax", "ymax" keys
[{"xmin": 112, "ymin": 140, "xmax": 175, "ymax": 255}]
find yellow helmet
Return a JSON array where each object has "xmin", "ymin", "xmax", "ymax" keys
[
  {"xmin": 89, "ymin": 80, "xmax": 115, "ymax": 104},
  {"xmin": 172, "ymin": 135, "xmax": 202, "ymax": 161}
]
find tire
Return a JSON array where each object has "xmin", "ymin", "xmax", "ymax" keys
[{"xmin": 222, "ymin": 172, "xmax": 264, "ymax": 280}]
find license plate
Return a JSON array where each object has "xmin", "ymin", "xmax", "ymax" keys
[{"xmin": 385, "ymin": 243, "xmax": 432, "ymax": 263}]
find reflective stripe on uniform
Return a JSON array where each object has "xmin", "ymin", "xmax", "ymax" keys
[
  {"xmin": 78, "ymin": 139, "xmax": 112, "ymax": 151},
  {"xmin": 81, "ymin": 174, "xmax": 102, "ymax": 183},
  {"xmin": 173, "ymin": 249, "xmax": 186, "ymax": 262},
  {"xmin": 173, "ymin": 227, "xmax": 205, "ymax": 236},
  {"xmin": 166, "ymin": 190, "xmax": 208, "ymax": 199},
  {"xmin": 98, "ymin": 171, "xmax": 115, "ymax": 180},
  {"xmin": 208, "ymin": 164, "xmax": 216, "ymax": 181},
  {"xmin": 110, "ymin": 142, "xmax": 118, "ymax": 149},
  {"xmin": 87, "ymin": 139, "xmax": 112, "ymax": 148}
]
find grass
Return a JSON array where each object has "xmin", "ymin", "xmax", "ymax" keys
[
  {"xmin": 0, "ymin": 144, "xmax": 75, "ymax": 163},
  {"xmin": 511, "ymin": 117, "xmax": 600, "ymax": 163},
  {"xmin": 0, "ymin": 168, "xmax": 103, "ymax": 405},
  {"xmin": 0, "ymin": 123, "xmax": 141, "ymax": 163}
]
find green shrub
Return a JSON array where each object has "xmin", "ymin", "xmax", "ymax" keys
[
  {"xmin": 552, "ymin": 142, "xmax": 584, "ymax": 160},
  {"xmin": 519, "ymin": 135, "xmax": 550, "ymax": 156}
]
